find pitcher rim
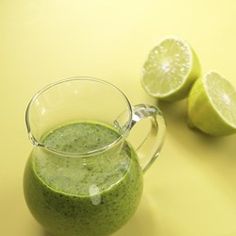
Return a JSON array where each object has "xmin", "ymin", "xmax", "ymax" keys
[{"xmin": 25, "ymin": 76, "xmax": 133, "ymax": 157}]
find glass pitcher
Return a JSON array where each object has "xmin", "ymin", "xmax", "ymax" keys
[{"xmin": 23, "ymin": 77, "xmax": 166, "ymax": 236}]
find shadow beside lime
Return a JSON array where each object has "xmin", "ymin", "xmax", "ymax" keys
[
  {"xmin": 157, "ymin": 99, "xmax": 231, "ymax": 150},
  {"xmin": 157, "ymin": 97, "xmax": 236, "ymax": 206}
]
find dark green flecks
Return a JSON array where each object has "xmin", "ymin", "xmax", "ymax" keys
[
  {"xmin": 24, "ymin": 122, "xmax": 143, "ymax": 236},
  {"xmin": 43, "ymin": 122, "xmax": 120, "ymax": 154}
]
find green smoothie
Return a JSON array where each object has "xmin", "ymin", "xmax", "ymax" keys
[{"xmin": 24, "ymin": 122, "xmax": 143, "ymax": 236}]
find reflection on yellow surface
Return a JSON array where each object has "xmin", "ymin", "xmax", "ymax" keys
[{"xmin": 0, "ymin": 0, "xmax": 236, "ymax": 235}]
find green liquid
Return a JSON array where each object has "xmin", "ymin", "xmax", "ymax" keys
[{"xmin": 24, "ymin": 122, "xmax": 143, "ymax": 236}]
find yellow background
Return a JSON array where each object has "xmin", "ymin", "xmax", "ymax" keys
[{"xmin": 1, "ymin": 0, "xmax": 236, "ymax": 235}]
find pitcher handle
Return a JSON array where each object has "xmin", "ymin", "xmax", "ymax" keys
[{"xmin": 130, "ymin": 104, "xmax": 166, "ymax": 173}]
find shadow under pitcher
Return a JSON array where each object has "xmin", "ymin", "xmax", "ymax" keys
[{"xmin": 23, "ymin": 77, "xmax": 166, "ymax": 236}]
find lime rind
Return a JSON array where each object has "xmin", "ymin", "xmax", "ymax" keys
[{"xmin": 141, "ymin": 37, "xmax": 201, "ymax": 101}]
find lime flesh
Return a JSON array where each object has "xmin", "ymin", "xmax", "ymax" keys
[
  {"xmin": 188, "ymin": 72, "xmax": 236, "ymax": 136},
  {"xmin": 142, "ymin": 37, "xmax": 201, "ymax": 101}
]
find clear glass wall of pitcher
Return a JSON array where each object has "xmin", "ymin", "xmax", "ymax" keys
[{"xmin": 24, "ymin": 77, "xmax": 166, "ymax": 236}]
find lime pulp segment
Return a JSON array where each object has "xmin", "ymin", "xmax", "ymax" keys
[
  {"xmin": 142, "ymin": 38, "xmax": 192, "ymax": 97},
  {"xmin": 204, "ymin": 72, "xmax": 236, "ymax": 128}
]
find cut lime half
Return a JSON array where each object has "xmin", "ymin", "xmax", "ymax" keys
[
  {"xmin": 188, "ymin": 72, "xmax": 236, "ymax": 136},
  {"xmin": 141, "ymin": 37, "xmax": 201, "ymax": 101}
]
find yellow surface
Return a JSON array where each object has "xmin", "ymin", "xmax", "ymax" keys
[{"xmin": 1, "ymin": 1, "xmax": 236, "ymax": 235}]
